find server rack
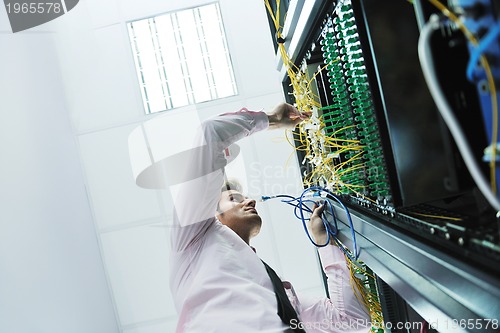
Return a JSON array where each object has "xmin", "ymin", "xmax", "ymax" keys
[{"xmin": 264, "ymin": 1, "xmax": 500, "ymax": 332}]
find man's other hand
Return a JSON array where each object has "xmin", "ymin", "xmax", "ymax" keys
[{"xmin": 308, "ymin": 202, "xmax": 330, "ymax": 246}]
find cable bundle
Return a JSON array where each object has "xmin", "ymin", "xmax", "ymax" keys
[
  {"xmin": 262, "ymin": 186, "xmax": 385, "ymax": 332},
  {"xmin": 262, "ymin": 186, "xmax": 359, "ymax": 260}
]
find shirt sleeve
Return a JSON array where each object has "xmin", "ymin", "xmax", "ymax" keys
[
  {"xmin": 170, "ymin": 109, "xmax": 269, "ymax": 252},
  {"xmin": 295, "ymin": 245, "xmax": 371, "ymax": 333}
]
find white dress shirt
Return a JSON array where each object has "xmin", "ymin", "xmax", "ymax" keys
[{"xmin": 169, "ymin": 109, "xmax": 370, "ymax": 333}]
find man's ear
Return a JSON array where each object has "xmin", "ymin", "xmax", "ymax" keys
[
  {"xmin": 215, "ymin": 201, "xmax": 225, "ymax": 223},
  {"xmin": 216, "ymin": 210, "xmax": 227, "ymax": 225},
  {"xmin": 216, "ymin": 202, "xmax": 223, "ymax": 215}
]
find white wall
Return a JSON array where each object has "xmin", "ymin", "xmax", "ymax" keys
[
  {"xmin": 1, "ymin": 0, "xmax": 326, "ymax": 332},
  {"xmin": 0, "ymin": 12, "xmax": 119, "ymax": 333}
]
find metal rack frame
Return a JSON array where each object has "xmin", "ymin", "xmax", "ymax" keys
[
  {"xmin": 265, "ymin": 1, "xmax": 500, "ymax": 332},
  {"xmin": 331, "ymin": 202, "xmax": 500, "ymax": 333}
]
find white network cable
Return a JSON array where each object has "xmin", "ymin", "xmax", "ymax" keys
[{"xmin": 418, "ymin": 15, "xmax": 500, "ymax": 211}]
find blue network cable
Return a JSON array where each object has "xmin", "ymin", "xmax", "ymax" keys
[
  {"xmin": 466, "ymin": 21, "xmax": 500, "ymax": 82},
  {"xmin": 262, "ymin": 186, "xmax": 359, "ymax": 260}
]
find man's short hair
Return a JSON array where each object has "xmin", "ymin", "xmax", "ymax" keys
[{"xmin": 221, "ymin": 179, "xmax": 243, "ymax": 193}]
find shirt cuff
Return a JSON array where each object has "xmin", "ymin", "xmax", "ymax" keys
[
  {"xmin": 317, "ymin": 244, "xmax": 346, "ymax": 269},
  {"xmin": 252, "ymin": 110, "xmax": 270, "ymax": 131},
  {"xmin": 234, "ymin": 108, "xmax": 269, "ymax": 132},
  {"xmin": 219, "ymin": 108, "xmax": 270, "ymax": 132}
]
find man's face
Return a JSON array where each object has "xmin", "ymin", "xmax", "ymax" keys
[{"xmin": 216, "ymin": 190, "xmax": 262, "ymax": 239}]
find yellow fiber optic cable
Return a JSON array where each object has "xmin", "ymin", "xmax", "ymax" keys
[
  {"xmin": 345, "ymin": 254, "xmax": 384, "ymax": 331},
  {"xmin": 331, "ymin": 124, "xmax": 357, "ymax": 135},
  {"xmin": 324, "ymin": 137, "xmax": 363, "ymax": 144},
  {"xmin": 307, "ymin": 61, "xmax": 338, "ymax": 88},
  {"xmin": 407, "ymin": 212, "xmax": 463, "ymax": 222},
  {"xmin": 340, "ymin": 184, "xmax": 378, "ymax": 203},
  {"xmin": 337, "ymin": 164, "xmax": 366, "ymax": 176}
]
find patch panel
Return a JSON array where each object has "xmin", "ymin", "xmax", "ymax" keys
[
  {"xmin": 265, "ymin": 0, "xmax": 500, "ymax": 328},
  {"xmin": 271, "ymin": 0, "xmax": 500, "ymax": 271}
]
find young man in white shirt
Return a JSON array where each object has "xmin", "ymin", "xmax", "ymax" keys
[{"xmin": 169, "ymin": 103, "xmax": 370, "ymax": 332}]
